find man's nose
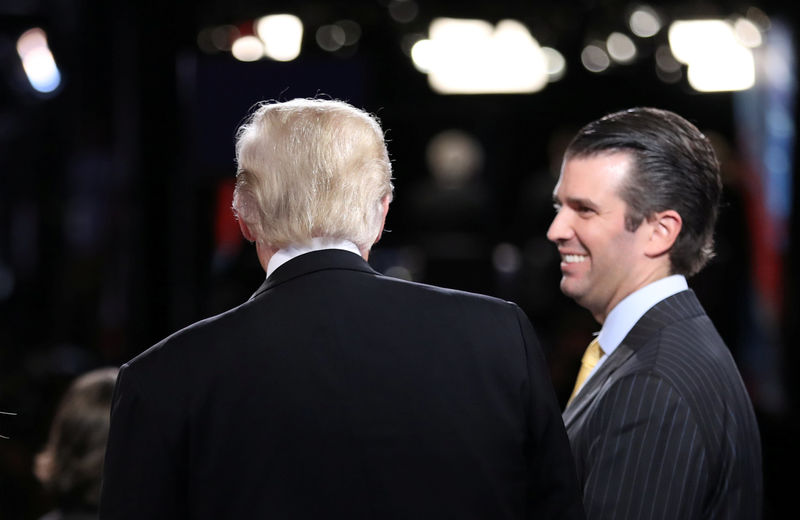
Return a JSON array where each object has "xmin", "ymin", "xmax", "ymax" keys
[{"xmin": 546, "ymin": 210, "xmax": 572, "ymax": 244}]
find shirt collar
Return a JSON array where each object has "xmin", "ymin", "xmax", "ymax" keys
[
  {"xmin": 266, "ymin": 238, "xmax": 362, "ymax": 279},
  {"xmin": 597, "ymin": 274, "xmax": 688, "ymax": 355}
]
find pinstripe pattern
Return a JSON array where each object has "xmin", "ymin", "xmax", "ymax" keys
[{"xmin": 563, "ymin": 290, "xmax": 762, "ymax": 519}]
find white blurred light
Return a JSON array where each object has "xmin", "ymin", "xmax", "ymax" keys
[
  {"xmin": 669, "ymin": 20, "xmax": 755, "ymax": 92},
  {"xmin": 606, "ymin": 32, "xmax": 637, "ymax": 63},
  {"xmin": 414, "ymin": 18, "xmax": 548, "ymax": 94},
  {"xmin": 316, "ymin": 25, "xmax": 346, "ymax": 52},
  {"xmin": 669, "ymin": 20, "xmax": 732, "ymax": 64},
  {"xmin": 336, "ymin": 20, "xmax": 362, "ymax": 46},
  {"xmin": 256, "ymin": 14, "xmax": 303, "ymax": 61},
  {"xmin": 686, "ymin": 54, "xmax": 755, "ymax": 93},
  {"xmin": 542, "ymin": 47, "xmax": 566, "ymax": 82},
  {"xmin": 411, "ymin": 38, "xmax": 435, "ymax": 72},
  {"xmin": 21, "ymin": 48, "xmax": 60, "ymax": 92},
  {"xmin": 17, "ymin": 27, "xmax": 47, "ymax": 56},
  {"xmin": 426, "ymin": 129, "xmax": 484, "ymax": 187},
  {"xmin": 581, "ymin": 44, "xmax": 610, "ymax": 72},
  {"xmin": 734, "ymin": 17, "xmax": 762, "ymax": 48},
  {"xmin": 629, "ymin": 6, "xmax": 662, "ymax": 37},
  {"xmin": 492, "ymin": 243, "xmax": 522, "ymax": 274},
  {"xmin": 231, "ymin": 35, "xmax": 265, "ymax": 62},
  {"xmin": 16, "ymin": 28, "xmax": 61, "ymax": 93}
]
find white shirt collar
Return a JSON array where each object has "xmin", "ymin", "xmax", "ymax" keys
[
  {"xmin": 597, "ymin": 274, "xmax": 689, "ymax": 357},
  {"xmin": 266, "ymin": 238, "xmax": 362, "ymax": 279}
]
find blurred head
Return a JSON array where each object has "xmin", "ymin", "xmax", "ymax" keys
[
  {"xmin": 562, "ymin": 107, "xmax": 721, "ymax": 277},
  {"xmin": 233, "ymin": 98, "xmax": 394, "ymax": 254},
  {"xmin": 35, "ymin": 367, "xmax": 118, "ymax": 510}
]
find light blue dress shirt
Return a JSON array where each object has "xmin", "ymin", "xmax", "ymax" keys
[{"xmin": 576, "ymin": 274, "xmax": 689, "ymax": 393}]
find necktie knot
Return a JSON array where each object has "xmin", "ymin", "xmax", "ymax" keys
[
  {"xmin": 568, "ymin": 337, "xmax": 604, "ymax": 405},
  {"xmin": 582, "ymin": 338, "xmax": 603, "ymax": 366}
]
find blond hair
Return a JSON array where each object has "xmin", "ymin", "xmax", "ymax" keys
[{"xmin": 233, "ymin": 98, "xmax": 394, "ymax": 252}]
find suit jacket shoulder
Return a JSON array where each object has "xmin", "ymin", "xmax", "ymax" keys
[
  {"xmin": 102, "ymin": 249, "xmax": 584, "ymax": 520},
  {"xmin": 564, "ymin": 290, "xmax": 762, "ymax": 519}
]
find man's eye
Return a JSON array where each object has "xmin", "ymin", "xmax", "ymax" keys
[{"xmin": 577, "ymin": 206, "xmax": 594, "ymax": 214}]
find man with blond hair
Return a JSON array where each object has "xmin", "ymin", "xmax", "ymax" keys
[{"xmin": 100, "ymin": 99, "xmax": 584, "ymax": 519}]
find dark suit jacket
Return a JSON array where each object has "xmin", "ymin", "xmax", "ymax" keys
[
  {"xmin": 563, "ymin": 290, "xmax": 762, "ymax": 519},
  {"xmin": 99, "ymin": 250, "xmax": 584, "ymax": 519}
]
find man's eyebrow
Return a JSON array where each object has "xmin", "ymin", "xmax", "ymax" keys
[{"xmin": 564, "ymin": 196, "xmax": 599, "ymax": 209}]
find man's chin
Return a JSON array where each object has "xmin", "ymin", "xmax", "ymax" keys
[{"xmin": 559, "ymin": 280, "xmax": 583, "ymax": 302}]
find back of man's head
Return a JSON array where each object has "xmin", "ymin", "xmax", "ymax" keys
[
  {"xmin": 35, "ymin": 367, "xmax": 119, "ymax": 511},
  {"xmin": 233, "ymin": 98, "xmax": 394, "ymax": 252},
  {"xmin": 564, "ymin": 107, "xmax": 722, "ymax": 276}
]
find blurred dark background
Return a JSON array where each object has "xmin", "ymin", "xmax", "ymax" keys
[{"xmin": 1, "ymin": 0, "xmax": 797, "ymax": 517}]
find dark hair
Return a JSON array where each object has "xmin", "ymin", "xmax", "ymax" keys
[
  {"xmin": 35, "ymin": 367, "xmax": 118, "ymax": 510},
  {"xmin": 564, "ymin": 107, "xmax": 722, "ymax": 276}
]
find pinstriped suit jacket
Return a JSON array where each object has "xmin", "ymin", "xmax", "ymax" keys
[{"xmin": 563, "ymin": 290, "xmax": 762, "ymax": 519}]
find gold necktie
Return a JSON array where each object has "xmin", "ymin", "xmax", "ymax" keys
[{"xmin": 568, "ymin": 337, "xmax": 603, "ymax": 405}]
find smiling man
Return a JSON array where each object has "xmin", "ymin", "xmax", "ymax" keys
[{"xmin": 548, "ymin": 107, "xmax": 762, "ymax": 519}]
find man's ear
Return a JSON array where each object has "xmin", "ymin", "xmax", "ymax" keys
[
  {"xmin": 360, "ymin": 196, "xmax": 391, "ymax": 261},
  {"xmin": 645, "ymin": 209, "xmax": 682, "ymax": 257},
  {"xmin": 374, "ymin": 195, "xmax": 391, "ymax": 244},
  {"xmin": 238, "ymin": 217, "xmax": 255, "ymax": 243}
]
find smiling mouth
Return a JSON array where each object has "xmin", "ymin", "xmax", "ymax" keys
[{"xmin": 562, "ymin": 254, "xmax": 587, "ymax": 264}]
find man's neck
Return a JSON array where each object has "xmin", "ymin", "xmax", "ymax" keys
[
  {"xmin": 594, "ymin": 263, "xmax": 673, "ymax": 324},
  {"xmin": 597, "ymin": 274, "xmax": 688, "ymax": 349},
  {"xmin": 265, "ymin": 238, "xmax": 363, "ymax": 278}
]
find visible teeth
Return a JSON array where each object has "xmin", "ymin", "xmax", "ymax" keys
[{"xmin": 564, "ymin": 254, "xmax": 587, "ymax": 263}]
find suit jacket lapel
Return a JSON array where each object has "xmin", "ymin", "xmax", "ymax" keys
[
  {"xmin": 249, "ymin": 249, "xmax": 379, "ymax": 301},
  {"xmin": 562, "ymin": 290, "xmax": 704, "ymax": 427},
  {"xmin": 563, "ymin": 343, "xmax": 636, "ymax": 428}
]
